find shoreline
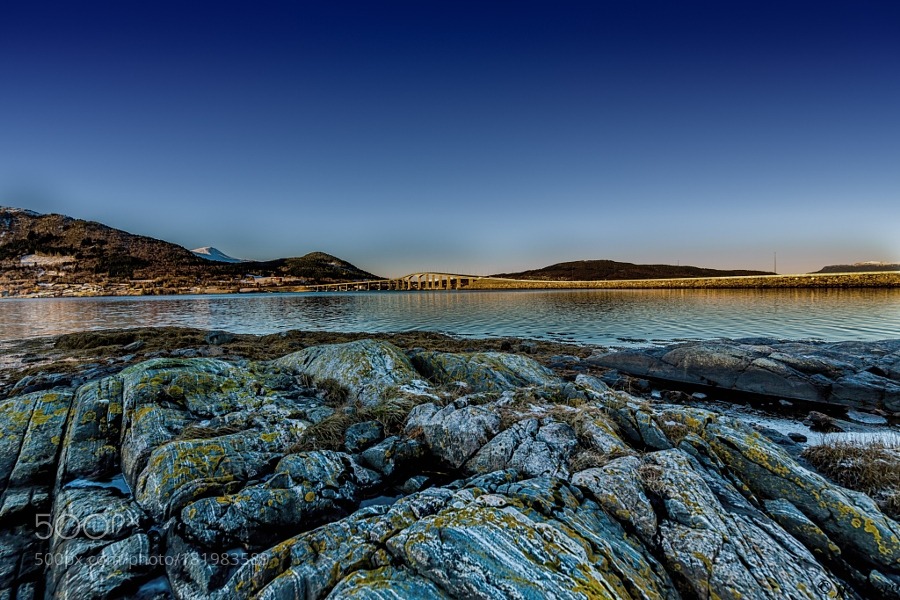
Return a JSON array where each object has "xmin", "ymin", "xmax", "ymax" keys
[
  {"xmin": 2, "ymin": 270, "xmax": 899, "ymax": 299},
  {"xmin": 469, "ymin": 270, "xmax": 900, "ymax": 290}
]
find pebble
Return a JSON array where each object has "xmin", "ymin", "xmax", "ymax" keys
[{"xmin": 846, "ymin": 409, "xmax": 889, "ymax": 425}]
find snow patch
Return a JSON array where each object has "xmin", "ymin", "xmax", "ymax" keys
[
  {"xmin": 191, "ymin": 246, "xmax": 245, "ymax": 263},
  {"xmin": 0, "ymin": 206, "xmax": 41, "ymax": 216}
]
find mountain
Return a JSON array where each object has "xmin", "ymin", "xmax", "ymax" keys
[
  {"xmin": 241, "ymin": 252, "xmax": 380, "ymax": 282},
  {"xmin": 191, "ymin": 246, "xmax": 244, "ymax": 263},
  {"xmin": 0, "ymin": 207, "xmax": 380, "ymax": 296},
  {"xmin": 493, "ymin": 259, "xmax": 772, "ymax": 281},
  {"xmin": 813, "ymin": 262, "xmax": 900, "ymax": 274},
  {"xmin": 0, "ymin": 206, "xmax": 203, "ymax": 278}
]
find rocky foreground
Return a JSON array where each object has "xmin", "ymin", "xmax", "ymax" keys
[{"xmin": 2, "ymin": 336, "xmax": 900, "ymax": 599}]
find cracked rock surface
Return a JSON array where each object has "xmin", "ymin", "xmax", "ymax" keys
[
  {"xmin": 1, "ymin": 337, "xmax": 899, "ymax": 599},
  {"xmin": 593, "ymin": 338, "xmax": 900, "ymax": 412}
]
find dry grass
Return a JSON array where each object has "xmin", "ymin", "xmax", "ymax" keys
[
  {"xmin": 656, "ymin": 419, "xmax": 692, "ymax": 446},
  {"xmin": 638, "ymin": 463, "xmax": 666, "ymax": 495},
  {"xmin": 547, "ymin": 404, "xmax": 614, "ymax": 430},
  {"xmin": 883, "ymin": 490, "xmax": 900, "ymax": 518},
  {"xmin": 290, "ymin": 413, "xmax": 355, "ymax": 452},
  {"xmin": 495, "ymin": 388, "xmax": 589, "ymax": 431},
  {"xmin": 315, "ymin": 377, "xmax": 350, "ymax": 406},
  {"xmin": 363, "ymin": 396, "xmax": 421, "ymax": 435},
  {"xmin": 569, "ymin": 449, "xmax": 609, "ymax": 472},
  {"xmin": 802, "ymin": 437, "xmax": 900, "ymax": 518},
  {"xmin": 429, "ymin": 382, "xmax": 481, "ymax": 405},
  {"xmin": 55, "ymin": 330, "xmax": 146, "ymax": 350},
  {"xmin": 498, "ymin": 407, "xmax": 531, "ymax": 431},
  {"xmin": 290, "ymin": 395, "xmax": 426, "ymax": 453}
]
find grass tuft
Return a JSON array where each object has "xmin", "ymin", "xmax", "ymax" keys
[
  {"xmin": 656, "ymin": 419, "xmax": 692, "ymax": 446},
  {"xmin": 289, "ymin": 395, "xmax": 427, "ymax": 453},
  {"xmin": 569, "ymin": 449, "xmax": 608, "ymax": 472},
  {"xmin": 315, "ymin": 377, "xmax": 350, "ymax": 406},
  {"xmin": 290, "ymin": 413, "xmax": 355, "ymax": 452},
  {"xmin": 362, "ymin": 396, "xmax": 419, "ymax": 435},
  {"xmin": 637, "ymin": 463, "xmax": 666, "ymax": 495},
  {"xmin": 802, "ymin": 436, "xmax": 900, "ymax": 518}
]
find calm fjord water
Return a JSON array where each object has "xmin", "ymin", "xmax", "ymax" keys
[{"xmin": 1, "ymin": 289, "xmax": 898, "ymax": 345}]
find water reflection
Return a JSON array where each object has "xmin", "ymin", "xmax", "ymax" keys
[{"xmin": 1, "ymin": 288, "xmax": 898, "ymax": 345}]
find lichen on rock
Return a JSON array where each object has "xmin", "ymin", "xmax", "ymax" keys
[{"xmin": 2, "ymin": 336, "xmax": 900, "ymax": 599}]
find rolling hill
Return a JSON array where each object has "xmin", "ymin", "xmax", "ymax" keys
[
  {"xmin": 0, "ymin": 207, "xmax": 380, "ymax": 296},
  {"xmin": 492, "ymin": 259, "xmax": 772, "ymax": 281},
  {"xmin": 813, "ymin": 262, "xmax": 900, "ymax": 274}
]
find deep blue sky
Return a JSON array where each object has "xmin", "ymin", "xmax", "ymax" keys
[{"xmin": 2, "ymin": 1, "xmax": 898, "ymax": 277}]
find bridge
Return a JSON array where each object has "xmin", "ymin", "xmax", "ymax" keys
[
  {"xmin": 303, "ymin": 270, "xmax": 900, "ymax": 292},
  {"xmin": 305, "ymin": 272, "xmax": 483, "ymax": 292}
]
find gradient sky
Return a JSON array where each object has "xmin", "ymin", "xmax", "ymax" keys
[{"xmin": 2, "ymin": 1, "xmax": 898, "ymax": 277}]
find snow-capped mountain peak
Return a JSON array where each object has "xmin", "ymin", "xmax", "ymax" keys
[
  {"xmin": 191, "ymin": 246, "xmax": 244, "ymax": 263},
  {"xmin": 0, "ymin": 206, "xmax": 41, "ymax": 216}
]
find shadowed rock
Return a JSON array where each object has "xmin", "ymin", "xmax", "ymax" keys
[
  {"xmin": 181, "ymin": 450, "xmax": 381, "ymax": 549},
  {"xmin": 593, "ymin": 339, "xmax": 900, "ymax": 412},
  {"xmin": 645, "ymin": 449, "xmax": 842, "ymax": 599}
]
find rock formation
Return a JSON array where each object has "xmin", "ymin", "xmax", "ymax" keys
[
  {"xmin": 593, "ymin": 338, "xmax": 900, "ymax": 413},
  {"xmin": 1, "ymin": 338, "xmax": 898, "ymax": 598}
]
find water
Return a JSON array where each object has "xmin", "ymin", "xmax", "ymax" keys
[
  {"xmin": 1, "ymin": 288, "xmax": 898, "ymax": 345},
  {"xmin": 63, "ymin": 474, "xmax": 132, "ymax": 496}
]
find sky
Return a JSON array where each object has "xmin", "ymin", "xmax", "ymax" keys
[{"xmin": 1, "ymin": 1, "xmax": 898, "ymax": 278}]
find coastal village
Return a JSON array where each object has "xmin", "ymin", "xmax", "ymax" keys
[{"xmin": 0, "ymin": 266, "xmax": 311, "ymax": 298}]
